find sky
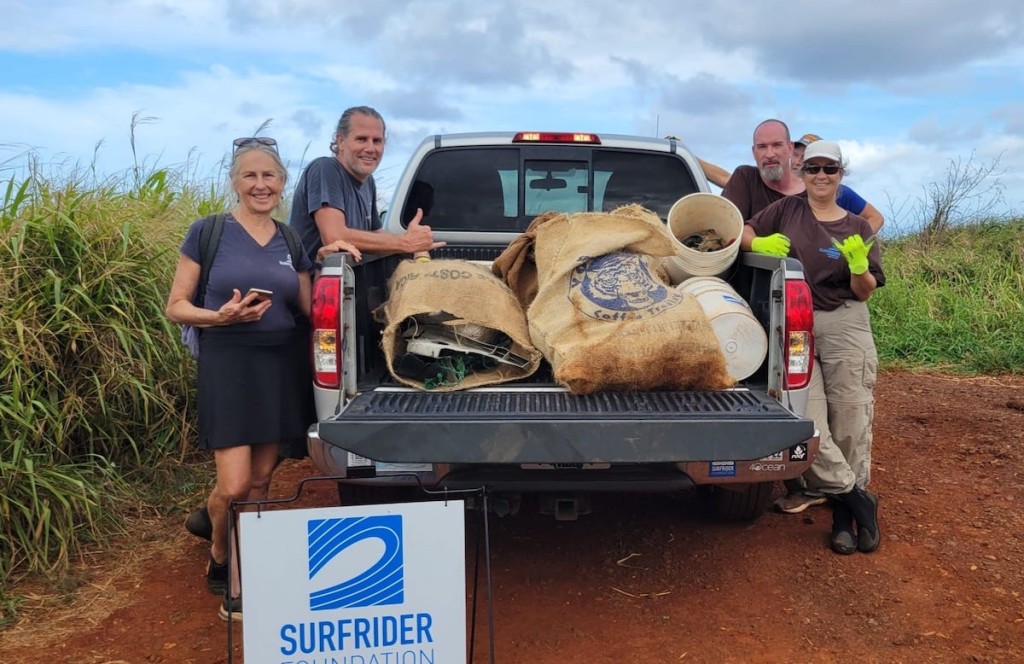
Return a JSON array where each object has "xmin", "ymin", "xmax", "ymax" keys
[{"xmin": 2, "ymin": 0, "xmax": 1022, "ymax": 234}]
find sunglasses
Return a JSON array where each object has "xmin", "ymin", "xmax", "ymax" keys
[
  {"xmin": 233, "ymin": 137, "xmax": 278, "ymax": 153},
  {"xmin": 802, "ymin": 164, "xmax": 841, "ymax": 175}
]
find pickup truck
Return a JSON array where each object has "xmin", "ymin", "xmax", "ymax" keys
[{"xmin": 307, "ymin": 131, "xmax": 819, "ymax": 521}]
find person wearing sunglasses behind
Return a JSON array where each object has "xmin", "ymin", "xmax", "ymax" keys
[
  {"xmin": 166, "ymin": 138, "xmax": 355, "ymax": 620},
  {"xmin": 289, "ymin": 105, "xmax": 445, "ymax": 266},
  {"xmin": 740, "ymin": 140, "xmax": 885, "ymax": 556}
]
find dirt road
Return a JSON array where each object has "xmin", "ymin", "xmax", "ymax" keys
[{"xmin": 1, "ymin": 371, "xmax": 1022, "ymax": 663}]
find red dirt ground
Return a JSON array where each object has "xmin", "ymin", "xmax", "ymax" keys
[{"xmin": 1, "ymin": 370, "xmax": 1023, "ymax": 663}]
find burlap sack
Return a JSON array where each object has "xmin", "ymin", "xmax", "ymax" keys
[
  {"xmin": 491, "ymin": 211, "xmax": 558, "ymax": 308},
  {"xmin": 380, "ymin": 259, "xmax": 542, "ymax": 391},
  {"xmin": 528, "ymin": 205, "xmax": 734, "ymax": 394}
]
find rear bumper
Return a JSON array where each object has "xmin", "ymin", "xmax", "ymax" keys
[{"xmin": 307, "ymin": 431, "xmax": 819, "ymax": 490}]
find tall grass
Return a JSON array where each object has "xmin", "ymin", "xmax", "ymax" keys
[
  {"xmin": 870, "ymin": 219, "xmax": 1024, "ymax": 372},
  {"xmin": 0, "ymin": 161, "xmax": 224, "ymax": 608}
]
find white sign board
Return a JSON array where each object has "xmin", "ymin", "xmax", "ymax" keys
[{"xmin": 239, "ymin": 500, "xmax": 466, "ymax": 664}]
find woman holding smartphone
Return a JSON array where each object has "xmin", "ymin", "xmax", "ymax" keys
[{"xmin": 165, "ymin": 138, "xmax": 356, "ymax": 620}]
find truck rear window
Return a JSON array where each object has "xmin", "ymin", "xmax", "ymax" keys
[{"xmin": 401, "ymin": 147, "xmax": 699, "ymax": 232}]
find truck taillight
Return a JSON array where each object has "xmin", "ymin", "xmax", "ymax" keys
[
  {"xmin": 311, "ymin": 275, "xmax": 341, "ymax": 388},
  {"xmin": 512, "ymin": 132, "xmax": 601, "ymax": 144},
  {"xmin": 784, "ymin": 279, "xmax": 815, "ymax": 390}
]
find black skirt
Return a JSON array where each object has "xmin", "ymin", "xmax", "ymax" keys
[{"xmin": 196, "ymin": 327, "xmax": 314, "ymax": 458}]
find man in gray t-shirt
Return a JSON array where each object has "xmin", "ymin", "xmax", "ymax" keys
[{"xmin": 289, "ymin": 106, "xmax": 443, "ymax": 265}]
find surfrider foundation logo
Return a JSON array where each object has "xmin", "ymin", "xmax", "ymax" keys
[
  {"xmin": 307, "ymin": 515, "xmax": 404, "ymax": 611},
  {"xmin": 568, "ymin": 252, "xmax": 683, "ymax": 321}
]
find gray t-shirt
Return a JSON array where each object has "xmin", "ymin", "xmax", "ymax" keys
[
  {"xmin": 288, "ymin": 156, "xmax": 381, "ymax": 264},
  {"xmin": 181, "ymin": 215, "xmax": 313, "ymax": 333}
]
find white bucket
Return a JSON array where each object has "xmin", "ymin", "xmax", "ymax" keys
[
  {"xmin": 680, "ymin": 276, "xmax": 767, "ymax": 381},
  {"xmin": 662, "ymin": 193, "xmax": 743, "ymax": 284}
]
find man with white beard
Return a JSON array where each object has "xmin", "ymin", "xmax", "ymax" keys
[{"xmin": 721, "ymin": 119, "xmax": 805, "ymax": 220}]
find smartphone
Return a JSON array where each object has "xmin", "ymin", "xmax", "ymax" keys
[{"xmin": 246, "ymin": 288, "xmax": 273, "ymax": 304}]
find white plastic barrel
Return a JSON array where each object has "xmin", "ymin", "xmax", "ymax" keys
[
  {"xmin": 680, "ymin": 276, "xmax": 767, "ymax": 381},
  {"xmin": 662, "ymin": 193, "xmax": 743, "ymax": 284}
]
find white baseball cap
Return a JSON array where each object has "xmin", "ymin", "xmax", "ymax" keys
[{"xmin": 802, "ymin": 140, "xmax": 843, "ymax": 163}]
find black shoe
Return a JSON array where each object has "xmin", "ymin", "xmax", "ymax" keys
[
  {"xmin": 219, "ymin": 594, "xmax": 243, "ymax": 622},
  {"xmin": 206, "ymin": 554, "xmax": 228, "ymax": 595},
  {"xmin": 842, "ymin": 485, "xmax": 880, "ymax": 553},
  {"xmin": 185, "ymin": 506, "xmax": 212, "ymax": 541},
  {"xmin": 829, "ymin": 499, "xmax": 857, "ymax": 555}
]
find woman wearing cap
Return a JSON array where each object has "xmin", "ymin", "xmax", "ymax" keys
[
  {"xmin": 166, "ymin": 139, "xmax": 358, "ymax": 619},
  {"xmin": 740, "ymin": 140, "xmax": 885, "ymax": 555},
  {"xmin": 793, "ymin": 134, "xmax": 885, "ymax": 233}
]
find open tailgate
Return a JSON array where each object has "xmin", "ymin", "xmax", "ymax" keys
[{"xmin": 316, "ymin": 388, "xmax": 813, "ymax": 464}]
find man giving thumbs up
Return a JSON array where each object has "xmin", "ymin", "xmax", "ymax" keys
[{"xmin": 289, "ymin": 105, "xmax": 445, "ymax": 266}]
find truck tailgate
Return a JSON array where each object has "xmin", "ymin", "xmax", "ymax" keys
[{"xmin": 316, "ymin": 388, "xmax": 813, "ymax": 464}]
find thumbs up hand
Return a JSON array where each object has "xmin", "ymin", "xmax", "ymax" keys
[
  {"xmin": 404, "ymin": 208, "xmax": 446, "ymax": 253},
  {"xmin": 831, "ymin": 234, "xmax": 873, "ymax": 275}
]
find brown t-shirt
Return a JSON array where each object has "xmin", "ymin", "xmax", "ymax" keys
[
  {"xmin": 747, "ymin": 197, "xmax": 884, "ymax": 311},
  {"xmin": 721, "ymin": 165, "xmax": 787, "ymax": 220}
]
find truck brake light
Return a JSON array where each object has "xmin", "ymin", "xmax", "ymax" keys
[
  {"xmin": 512, "ymin": 132, "xmax": 601, "ymax": 144},
  {"xmin": 311, "ymin": 275, "xmax": 341, "ymax": 388},
  {"xmin": 784, "ymin": 279, "xmax": 814, "ymax": 390}
]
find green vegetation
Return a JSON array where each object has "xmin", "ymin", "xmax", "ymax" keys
[
  {"xmin": 0, "ymin": 155, "xmax": 1020, "ymax": 622},
  {"xmin": 0, "ymin": 162, "xmax": 225, "ymax": 621},
  {"xmin": 870, "ymin": 219, "xmax": 1024, "ymax": 373}
]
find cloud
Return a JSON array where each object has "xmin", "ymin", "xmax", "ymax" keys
[
  {"xmin": 659, "ymin": 73, "xmax": 754, "ymax": 117},
  {"xmin": 908, "ymin": 116, "xmax": 986, "ymax": 147},
  {"xmin": 992, "ymin": 103, "xmax": 1024, "ymax": 136},
  {"xmin": 374, "ymin": 89, "xmax": 463, "ymax": 123},
  {"xmin": 696, "ymin": 1, "xmax": 1024, "ymax": 84},
  {"xmin": 379, "ymin": 4, "xmax": 575, "ymax": 88}
]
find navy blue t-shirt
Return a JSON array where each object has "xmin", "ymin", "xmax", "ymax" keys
[
  {"xmin": 288, "ymin": 156, "xmax": 381, "ymax": 264},
  {"xmin": 181, "ymin": 214, "xmax": 313, "ymax": 333}
]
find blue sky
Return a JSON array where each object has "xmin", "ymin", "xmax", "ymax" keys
[{"xmin": 2, "ymin": 0, "xmax": 1022, "ymax": 233}]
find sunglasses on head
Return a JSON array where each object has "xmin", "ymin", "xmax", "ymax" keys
[
  {"xmin": 802, "ymin": 164, "xmax": 841, "ymax": 175},
  {"xmin": 233, "ymin": 137, "xmax": 278, "ymax": 153}
]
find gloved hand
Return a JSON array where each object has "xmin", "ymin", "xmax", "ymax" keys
[
  {"xmin": 832, "ymin": 234, "xmax": 873, "ymax": 275},
  {"xmin": 750, "ymin": 233, "xmax": 791, "ymax": 257}
]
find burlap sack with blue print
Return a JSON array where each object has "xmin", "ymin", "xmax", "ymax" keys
[{"xmin": 526, "ymin": 205, "xmax": 733, "ymax": 394}]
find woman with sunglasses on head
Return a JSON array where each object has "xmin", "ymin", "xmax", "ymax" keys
[
  {"xmin": 166, "ymin": 138, "xmax": 359, "ymax": 620},
  {"xmin": 740, "ymin": 140, "xmax": 885, "ymax": 555}
]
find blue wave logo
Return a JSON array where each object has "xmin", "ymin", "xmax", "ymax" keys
[{"xmin": 307, "ymin": 515, "xmax": 404, "ymax": 611}]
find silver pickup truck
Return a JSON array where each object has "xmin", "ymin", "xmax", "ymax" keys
[{"xmin": 306, "ymin": 131, "xmax": 818, "ymax": 521}]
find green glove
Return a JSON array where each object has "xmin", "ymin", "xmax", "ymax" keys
[
  {"xmin": 832, "ymin": 234, "xmax": 873, "ymax": 275},
  {"xmin": 750, "ymin": 233, "xmax": 791, "ymax": 257}
]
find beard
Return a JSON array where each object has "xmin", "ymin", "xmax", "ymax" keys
[{"xmin": 759, "ymin": 163, "xmax": 785, "ymax": 182}]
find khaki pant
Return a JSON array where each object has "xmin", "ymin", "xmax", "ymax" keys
[{"xmin": 803, "ymin": 300, "xmax": 878, "ymax": 494}]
